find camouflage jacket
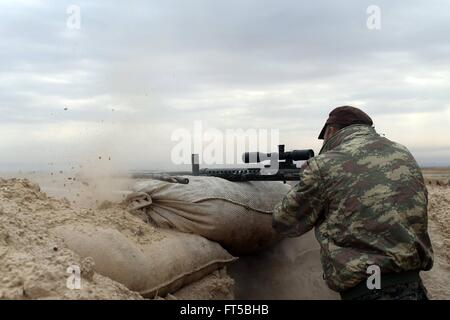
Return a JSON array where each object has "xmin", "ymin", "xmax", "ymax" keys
[{"xmin": 273, "ymin": 124, "xmax": 434, "ymax": 292}]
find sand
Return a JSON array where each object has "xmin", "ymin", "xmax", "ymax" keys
[
  {"xmin": 169, "ymin": 268, "xmax": 235, "ymax": 300},
  {"xmin": 0, "ymin": 177, "xmax": 149, "ymax": 299},
  {"xmin": 421, "ymin": 185, "xmax": 450, "ymax": 299}
]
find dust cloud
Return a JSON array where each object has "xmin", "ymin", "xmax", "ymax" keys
[{"xmin": 229, "ymin": 231, "xmax": 340, "ymax": 300}]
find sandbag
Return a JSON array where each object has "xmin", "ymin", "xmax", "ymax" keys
[
  {"xmin": 53, "ymin": 224, "xmax": 237, "ymax": 298},
  {"xmin": 127, "ymin": 176, "xmax": 291, "ymax": 255},
  {"xmin": 228, "ymin": 230, "xmax": 340, "ymax": 300}
]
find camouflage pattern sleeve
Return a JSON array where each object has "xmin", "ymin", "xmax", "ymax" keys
[{"xmin": 272, "ymin": 159, "xmax": 325, "ymax": 237}]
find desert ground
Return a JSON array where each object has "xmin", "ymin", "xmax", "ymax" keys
[
  {"xmin": 0, "ymin": 168, "xmax": 448, "ymax": 299},
  {"xmin": 421, "ymin": 168, "xmax": 450, "ymax": 299}
]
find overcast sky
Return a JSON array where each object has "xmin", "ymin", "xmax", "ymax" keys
[{"xmin": 1, "ymin": 0, "xmax": 449, "ymax": 172}]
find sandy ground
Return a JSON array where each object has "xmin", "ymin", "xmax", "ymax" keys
[
  {"xmin": 0, "ymin": 177, "xmax": 143, "ymax": 299},
  {"xmin": 0, "ymin": 170, "xmax": 449, "ymax": 299},
  {"xmin": 421, "ymin": 185, "xmax": 450, "ymax": 299},
  {"xmin": 421, "ymin": 170, "xmax": 450, "ymax": 299}
]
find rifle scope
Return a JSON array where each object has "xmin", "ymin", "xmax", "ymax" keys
[{"xmin": 242, "ymin": 145, "xmax": 314, "ymax": 163}]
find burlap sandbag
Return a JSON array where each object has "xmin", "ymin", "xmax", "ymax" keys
[
  {"xmin": 127, "ymin": 177, "xmax": 291, "ymax": 255},
  {"xmin": 53, "ymin": 224, "xmax": 237, "ymax": 298}
]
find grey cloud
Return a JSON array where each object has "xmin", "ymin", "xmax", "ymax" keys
[{"xmin": 0, "ymin": 0, "xmax": 450, "ymax": 169}]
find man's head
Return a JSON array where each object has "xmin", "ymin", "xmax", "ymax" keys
[{"xmin": 318, "ymin": 106, "xmax": 373, "ymax": 142}]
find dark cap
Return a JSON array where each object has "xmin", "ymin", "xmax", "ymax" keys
[{"xmin": 318, "ymin": 106, "xmax": 373, "ymax": 139}]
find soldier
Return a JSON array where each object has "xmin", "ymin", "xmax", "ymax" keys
[{"xmin": 272, "ymin": 106, "xmax": 433, "ymax": 300}]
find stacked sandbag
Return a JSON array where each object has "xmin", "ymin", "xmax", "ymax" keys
[
  {"xmin": 52, "ymin": 224, "xmax": 237, "ymax": 298},
  {"xmin": 126, "ymin": 176, "xmax": 290, "ymax": 255}
]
